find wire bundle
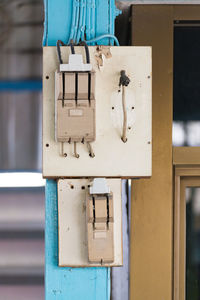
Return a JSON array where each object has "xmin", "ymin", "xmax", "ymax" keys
[{"xmin": 67, "ymin": 0, "xmax": 119, "ymax": 46}]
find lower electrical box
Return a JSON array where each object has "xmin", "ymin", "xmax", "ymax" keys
[
  {"xmin": 87, "ymin": 179, "xmax": 114, "ymax": 263},
  {"xmin": 58, "ymin": 178, "xmax": 122, "ymax": 267}
]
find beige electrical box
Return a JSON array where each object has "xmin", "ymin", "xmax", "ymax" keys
[
  {"xmin": 58, "ymin": 178, "xmax": 122, "ymax": 267},
  {"xmin": 43, "ymin": 46, "xmax": 152, "ymax": 178},
  {"xmin": 87, "ymin": 186, "xmax": 114, "ymax": 263},
  {"xmin": 56, "ymin": 99, "xmax": 95, "ymax": 143},
  {"xmin": 55, "ymin": 72, "xmax": 96, "ymax": 143}
]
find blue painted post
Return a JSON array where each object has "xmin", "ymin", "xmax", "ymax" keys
[
  {"xmin": 43, "ymin": 0, "xmax": 121, "ymax": 46},
  {"xmin": 44, "ymin": 1, "xmax": 120, "ymax": 299},
  {"xmin": 45, "ymin": 180, "xmax": 110, "ymax": 300}
]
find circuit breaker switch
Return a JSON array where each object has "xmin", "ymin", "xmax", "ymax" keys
[
  {"xmin": 56, "ymin": 98, "xmax": 95, "ymax": 143},
  {"xmin": 78, "ymin": 72, "xmax": 95, "ymax": 100},
  {"xmin": 56, "ymin": 72, "xmax": 75, "ymax": 100},
  {"xmin": 55, "ymin": 56, "xmax": 96, "ymax": 145},
  {"xmin": 87, "ymin": 178, "xmax": 114, "ymax": 264},
  {"xmin": 57, "ymin": 72, "xmax": 95, "ymax": 100}
]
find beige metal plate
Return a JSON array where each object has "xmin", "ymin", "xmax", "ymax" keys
[
  {"xmin": 43, "ymin": 46, "xmax": 152, "ymax": 178},
  {"xmin": 58, "ymin": 179, "xmax": 122, "ymax": 267}
]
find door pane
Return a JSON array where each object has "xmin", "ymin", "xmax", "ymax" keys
[
  {"xmin": 186, "ymin": 187, "xmax": 200, "ymax": 300},
  {"xmin": 173, "ymin": 25, "xmax": 200, "ymax": 146}
]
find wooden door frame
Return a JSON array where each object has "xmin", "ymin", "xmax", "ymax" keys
[
  {"xmin": 131, "ymin": 5, "xmax": 200, "ymax": 300},
  {"xmin": 174, "ymin": 147, "xmax": 200, "ymax": 300}
]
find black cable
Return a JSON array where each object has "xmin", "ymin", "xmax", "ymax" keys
[
  {"xmin": 56, "ymin": 40, "xmax": 65, "ymax": 64},
  {"xmin": 56, "ymin": 40, "xmax": 76, "ymax": 107},
  {"xmin": 56, "ymin": 39, "xmax": 76, "ymax": 64},
  {"xmin": 79, "ymin": 40, "xmax": 91, "ymax": 104},
  {"xmin": 75, "ymin": 72, "xmax": 78, "ymax": 105},
  {"xmin": 119, "ymin": 70, "xmax": 130, "ymax": 87},
  {"xmin": 68, "ymin": 39, "xmax": 75, "ymax": 54},
  {"xmin": 56, "ymin": 40, "xmax": 66, "ymax": 107},
  {"xmin": 79, "ymin": 40, "xmax": 90, "ymax": 63},
  {"xmin": 88, "ymin": 72, "xmax": 91, "ymax": 104}
]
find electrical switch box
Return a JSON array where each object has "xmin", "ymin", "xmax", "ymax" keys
[
  {"xmin": 43, "ymin": 46, "xmax": 152, "ymax": 178},
  {"xmin": 55, "ymin": 71, "xmax": 96, "ymax": 143},
  {"xmin": 87, "ymin": 179, "xmax": 114, "ymax": 263},
  {"xmin": 58, "ymin": 178, "xmax": 122, "ymax": 267},
  {"xmin": 56, "ymin": 98, "xmax": 95, "ymax": 143}
]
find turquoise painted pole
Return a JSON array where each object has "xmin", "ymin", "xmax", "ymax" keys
[
  {"xmin": 45, "ymin": 180, "xmax": 110, "ymax": 300},
  {"xmin": 44, "ymin": 1, "xmax": 120, "ymax": 299}
]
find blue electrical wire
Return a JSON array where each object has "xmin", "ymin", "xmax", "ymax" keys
[
  {"xmin": 68, "ymin": 0, "xmax": 77, "ymax": 44},
  {"xmin": 67, "ymin": 1, "xmax": 119, "ymax": 47},
  {"xmin": 73, "ymin": 0, "xmax": 80, "ymax": 43},
  {"xmin": 81, "ymin": 0, "xmax": 86, "ymax": 41},
  {"xmin": 86, "ymin": 0, "xmax": 91, "ymax": 41},
  {"xmin": 76, "ymin": 0, "xmax": 84, "ymax": 43},
  {"xmin": 91, "ymin": 0, "xmax": 95, "ymax": 45},
  {"xmin": 84, "ymin": 34, "xmax": 120, "ymax": 46}
]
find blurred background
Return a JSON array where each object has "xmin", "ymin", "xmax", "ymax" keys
[
  {"xmin": 0, "ymin": 0, "xmax": 44, "ymax": 299},
  {"xmin": 1, "ymin": 1, "xmax": 200, "ymax": 300}
]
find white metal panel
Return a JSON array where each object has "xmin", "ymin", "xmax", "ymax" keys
[
  {"xmin": 58, "ymin": 178, "xmax": 122, "ymax": 267},
  {"xmin": 43, "ymin": 46, "xmax": 152, "ymax": 178}
]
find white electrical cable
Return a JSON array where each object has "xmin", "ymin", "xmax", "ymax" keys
[{"xmin": 121, "ymin": 85, "xmax": 128, "ymax": 143}]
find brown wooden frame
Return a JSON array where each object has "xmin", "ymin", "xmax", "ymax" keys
[
  {"xmin": 174, "ymin": 147, "xmax": 200, "ymax": 300},
  {"xmin": 131, "ymin": 4, "xmax": 200, "ymax": 300}
]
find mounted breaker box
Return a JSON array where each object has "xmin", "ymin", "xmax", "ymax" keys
[
  {"xmin": 58, "ymin": 178, "xmax": 122, "ymax": 267},
  {"xmin": 43, "ymin": 46, "xmax": 152, "ymax": 178}
]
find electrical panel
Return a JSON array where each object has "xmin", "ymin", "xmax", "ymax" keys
[
  {"xmin": 43, "ymin": 45, "xmax": 152, "ymax": 267},
  {"xmin": 58, "ymin": 178, "xmax": 122, "ymax": 267},
  {"xmin": 43, "ymin": 46, "xmax": 152, "ymax": 178},
  {"xmin": 87, "ymin": 178, "xmax": 114, "ymax": 263}
]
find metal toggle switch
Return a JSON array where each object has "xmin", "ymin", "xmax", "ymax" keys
[{"xmin": 86, "ymin": 178, "xmax": 114, "ymax": 264}]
